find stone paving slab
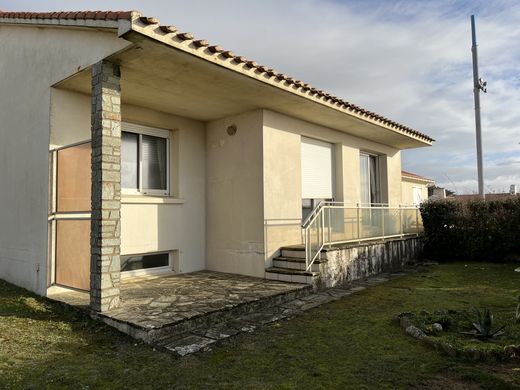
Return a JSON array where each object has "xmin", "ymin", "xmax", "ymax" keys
[
  {"xmin": 162, "ymin": 334, "xmax": 216, "ymax": 356},
  {"xmin": 325, "ymin": 288, "xmax": 355, "ymax": 298},
  {"xmin": 113, "ymin": 271, "xmax": 310, "ymax": 329},
  {"xmin": 49, "ymin": 270, "xmax": 312, "ymax": 342},
  {"xmin": 192, "ymin": 324, "xmax": 241, "ymax": 340},
  {"xmin": 156, "ymin": 270, "xmax": 410, "ymax": 357}
]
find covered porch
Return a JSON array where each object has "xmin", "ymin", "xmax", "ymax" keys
[{"xmin": 47, "ymin": 17, "xmax": 430, "ymax": 315}]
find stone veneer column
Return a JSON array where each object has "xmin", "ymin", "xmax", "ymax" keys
[{"xmin": 90, "ymin": 60, "xmax": 122, "ymax": 312}]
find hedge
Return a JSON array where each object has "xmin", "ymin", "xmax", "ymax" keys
[{"xmin": 420, "ymin": 197, "xmax": 520, "ymax": 261}]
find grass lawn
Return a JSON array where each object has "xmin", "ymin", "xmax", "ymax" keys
[{"xmin": 1, "ymin": 262, "xmax": 520, "ymax": 389}]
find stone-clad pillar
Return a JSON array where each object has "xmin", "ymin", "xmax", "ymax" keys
[{"xmin": 90, "ymin": 60, "xmax": 122, "ymax": 312}]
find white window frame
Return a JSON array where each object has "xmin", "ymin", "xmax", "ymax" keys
[
  {"xmin": 120, "ymin": 250, "xmax": 173, "ymax": 278},
  {"xmin": 121, "ymin": 122, "xmax": 171, "ymax": 196},
  {"xmin": 413, "ymin": 186, "xmax": 423, "ymax": 205},
  {"xmin": 360, "ymin": 152, "xmax": 382, "ymax": 206}
]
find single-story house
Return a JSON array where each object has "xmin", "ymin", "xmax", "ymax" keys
[
  {"xmin": 0, "ymin": 10, "xmax": 433, "ymax": 312},
  {"xmin": 401, "ymin": 170, "xmax": 435, "ymax": 205}
]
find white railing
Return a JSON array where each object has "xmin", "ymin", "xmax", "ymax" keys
[{"xmin": 302, "ymin": 202, "xmax": 423, "ymax": 272}]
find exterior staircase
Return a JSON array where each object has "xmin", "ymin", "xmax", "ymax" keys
[{"xmin": 265, "ymin": 245, "xmax": 327, "ymax": 286}]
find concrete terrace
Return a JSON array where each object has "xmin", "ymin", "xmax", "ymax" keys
[
  {"xmin": 49, "ymin": 271, "xmax": 312, "ymax": 343},
  {"xmin": 47, "ymin": 268, "xmax": 411, "ymax": 356}
]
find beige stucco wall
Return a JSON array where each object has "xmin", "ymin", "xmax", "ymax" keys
[
  {"xmin": 50, "ymin": 89, "xmax": 206, "ymax": 274},
  {"xmin": 262, "ymin": 110, "xmax": 403, "ymax": 262},
  {"xmin": 205, "ymin": 110, "xmax": 265, "ymax": 278},
  {"xmin": 0, "ymin": 25, "xmax": 129, "ymax": 295},
  {"xmin": 1, "ymin": 25, "xmax": 421, "ymax": 292},
  {"xmin": 385, "ymin": 153, "xmax": 403, "ymax": 205},
  {"xmin": 401, "ymin": 178, "xmax": 429, "ymax": 205}
]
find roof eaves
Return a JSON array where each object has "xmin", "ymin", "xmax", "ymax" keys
[
  {"xmin": 402, "ymin": 170, "xmax": 435, "ymax": 183},
  {"xmin": 0, "ymin": 9, "xmax": 434, "ymax": 144},
  {"xmin": 124, "ymin": 16, "xmax": 434, "ymax": 144}
]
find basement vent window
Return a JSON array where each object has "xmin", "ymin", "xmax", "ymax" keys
[{"xmin": 120, "ymin": 252, "xmax": 170, "ymax": 273}]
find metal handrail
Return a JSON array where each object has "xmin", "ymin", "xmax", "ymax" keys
[
  {"xmin": 301, "ymin": 200, "xmax": 325, "ymax": 228},
  {"xmin": 302, "ymin": 202, "xmax": 422, "ymax": 272}
]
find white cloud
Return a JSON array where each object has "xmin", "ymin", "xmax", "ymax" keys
[{"xmin": 2, "ymin": 0, "xmax": 519, "ymax": 194}]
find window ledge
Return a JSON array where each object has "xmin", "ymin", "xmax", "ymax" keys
[{"xmin": 121, "ymin": 196, "xmax": 185, "ymax": 205}]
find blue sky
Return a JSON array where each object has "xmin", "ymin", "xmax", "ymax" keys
[{"xmin": 2, "ymin": 0, "xmax": 518, "ymax": 194}]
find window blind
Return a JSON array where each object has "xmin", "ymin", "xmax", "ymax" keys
[{"xmin": 301, "ymin": 137, "xmax": 334, "ymax": 199}]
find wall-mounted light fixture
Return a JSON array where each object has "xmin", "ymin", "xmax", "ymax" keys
[{"xmin": 226, "ymin": 124, "xmax": 237, "ymax": 136}]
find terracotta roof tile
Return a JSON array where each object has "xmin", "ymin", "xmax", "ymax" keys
[
  {"xmin": 176, "ymin": 32, "xmax": 194, "ymax": 40},
  {"xmin": 159, "ymin": 25, "xmax": 177, "ymax": 34},
  {"xmin": 0, "ymin": 10, "xmax": 134, "ymax": 21},
  {"xmin": 402, "ymin": 170, "xmax": 434, "ymax": 182}
]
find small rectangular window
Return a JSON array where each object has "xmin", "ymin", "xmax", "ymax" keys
[
  {"xmin": 121, "ymin": 252, "xmax": 170, "ymax": 272},
  {"xmin": 121, "ymin": 123, "xmax": 170, "ymax": 196}
]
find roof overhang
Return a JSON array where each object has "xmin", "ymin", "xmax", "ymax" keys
[
  {"xmin": 44, "ymin": 12, "xmax": 433, "ymax": 149},
  {"xmin": 401, "ymin": 174, "xmax": 435, "ymax": 184}
]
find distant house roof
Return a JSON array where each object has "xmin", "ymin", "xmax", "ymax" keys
[
  {"xmin": 0, "ymin": 9, "xmax": 434, "ymax": 144},
  {"xmin": 449, "ymin": 193, "xmax": 519, "ymax": 201},
  {"xmin": 401, "ymin": 170, "xmax": 434, "ymax": 183}
]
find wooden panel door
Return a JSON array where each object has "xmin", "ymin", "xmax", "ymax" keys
[
  {"xmin": 55, "ymin": 142, "xmax": 91, "ymax": 291},
  {"xmin": 57, "ymin": 142, "xmax": 91, "ymax": 212},
  {"xmin": 55, "ymin": 219, "xmax": 90, "ymax": 291}
]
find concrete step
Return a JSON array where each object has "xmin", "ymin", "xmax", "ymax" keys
[
  {"xmin": 273, "ymin": 257, "xmax": 325, "ymax": 272},
  {"xmin": 280, "ymin": 246, "xmax": 327, "ymax": 260},
  {"xmin": 265, "ymin": 267, "xmax": 319, "ymax": 284}
]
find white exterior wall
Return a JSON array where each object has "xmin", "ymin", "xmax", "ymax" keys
[
  {"xmin": 0, "ymin": 25, "xmax": 129, "ymax": 295},
  {"xmin": 262, "ymin": 110, "xmax": 403, "ymax": 262},
  {"xmin": 1, "ymin": 25, "xmax": 416, "ymax": 292},
  {"xmin": 50, "ymin": 89, "xmax": 206, "ymax": 275},
  {"xmin": 205, "ymin": 110, "xmax": 265, "ymax": 278},
  {"xmin": 401, "ymin": 178, "xmax": 430, "ymax": 205}
]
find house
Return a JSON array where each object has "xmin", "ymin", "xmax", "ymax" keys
[
  {"xmin": 428, "ymin": 186, "xmax": 448, "ymax": 201},
  {"xmin": 401, "ymin": 170, "xmax": 435, "ymax": 205},
  {"xmin": 0, "ymin": 10, "xmax": 433, "ymax": 313}
]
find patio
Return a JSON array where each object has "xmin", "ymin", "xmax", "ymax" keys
[{"xmin": 48, "ymin": 271, "xmax": 312, "ymax": 343}]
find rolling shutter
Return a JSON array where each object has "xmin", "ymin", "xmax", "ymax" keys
[{"xmin": 301, "ymin": 137, "xmax": 334, "ymax": 199}]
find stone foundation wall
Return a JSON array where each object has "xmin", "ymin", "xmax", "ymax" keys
[{"xmin": 315, "ymin": 237, "xmax": 423, "ymax": 289}]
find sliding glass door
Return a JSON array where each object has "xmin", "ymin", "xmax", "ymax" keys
[{"xmin": 360, "ymin": 153, "xmax": 381, "ymax": 206}]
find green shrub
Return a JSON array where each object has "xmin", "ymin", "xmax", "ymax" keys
[{"xmin": 420, "ymin": 198, "xmax": 520, "ymax": 261}]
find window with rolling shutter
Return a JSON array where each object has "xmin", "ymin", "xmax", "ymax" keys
[
  {"xmin": 121, "ymin": 122, "xmax": 170, "ymax": 196},
  {"xmin": 301, "ymin": 137, "xmax": 334, "ymax": 200}
]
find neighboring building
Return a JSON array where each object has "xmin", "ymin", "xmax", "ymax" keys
[
  {"xmin": 401, "ymin": 170, "xmax": 435, "ymax": 205},
  {"xmin": 428, "ymin": 186, "xmax": 447, "ymax": 201},
  {"xmin": 0, "ymin": 10, "xmax": 433, "ymax": 311}
]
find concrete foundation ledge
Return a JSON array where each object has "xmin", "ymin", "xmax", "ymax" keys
[{"xmin": 314, "ymin": 236, "xmax": 424, "ymax": 290}]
